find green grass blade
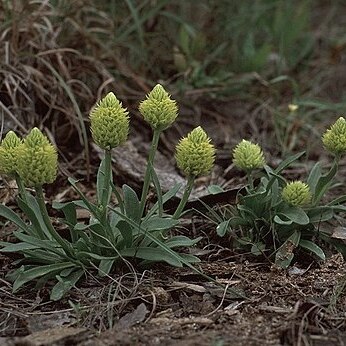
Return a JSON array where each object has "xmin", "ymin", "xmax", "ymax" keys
[{"xmin": 38, "ymin": 58, "xmax": 90, "ymax": 176}]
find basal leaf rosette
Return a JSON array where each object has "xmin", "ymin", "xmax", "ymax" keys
[
  {"xmin": 90, "ymin": 92, "xmax": 129, "ymax": 150},
  {"xmin": 17, "ymin": 128, "xmax": 58, "ymax": 187},
  {"xmin": 139, "ymin": 84, "xmax": 178, "ymax": 131},
  {"xmin": 175, "ymin": 126, "xmax": 215, "ymax": 177},
  {"xmin": 282, "ymin": 181, "xmax": 311, "ymax": 207},
  {"xmin": 0, "ymin": 131, "xmax": 22, "ymax": 175},
  {"xmin": 322, "ymin": 117, "xmax": 346, "ymax": 156},
  {"xmin": 233, "ymin": 139, "xmax": 266, "ymax": 172}
]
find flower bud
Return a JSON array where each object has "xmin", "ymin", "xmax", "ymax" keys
[
  {"xmin": 139, "ymin": 84, "xmax": 178, "ymax": 131},
  {"xmin": 288, "ymin": 104, "xmax": 298, "ymax": 112},
  {"xmin": 175, "ymin": 126, "xmax": 215, "ymax": 177},
  {"xmin": 90, "ymin": 92, "xmax": 129, "ymax": 150},
  {"xmin": 322, "ymin": 117, "xmax": 346, "ymax": 155},
  {"xmin": 17, "ymin": 128, "xmax": 58, "ymax": 187},
  {"xmin": 233, "ymin": 139, "xmax": 266, "ymax": 171},
  {"xmin": 282, "ymin": 181, "xmax": 311, "ymax": 207},
  {"xmin": 0, "ymin": 131, "xmax": 22, "ymax": 175}
]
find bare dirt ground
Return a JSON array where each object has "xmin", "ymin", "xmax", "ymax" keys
[{"xmin": 1, "ymin": 248, "xmax": 346, "ymax": 346}]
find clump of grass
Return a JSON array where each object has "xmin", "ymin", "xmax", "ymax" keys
[{"xmin": 0, "ymin": 0, "xmax": 342, "ymax": 169}]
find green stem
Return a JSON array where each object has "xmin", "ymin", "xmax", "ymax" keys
[
  {"xmin": 247, "ymin": 170, "xmax": 254, "ymax": 191},
  {"xmin": 15, "ymin": 174, "xmax": 28, "ymax": 203},
  {"xmin": 101, "ymin": 149, "xmax": 112, "ymax": 223},
  {"xmin": 139, "ymin": 130, "xmax": 161, "ymax": 217},
  {"xmin": 173, "ymin": 175, "xmax": 195, "ymax": 219},
  {"xmin": 35, "ymin": 185, "xmax": 71, "ymax": 255}
]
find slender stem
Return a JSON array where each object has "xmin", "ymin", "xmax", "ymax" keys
[
  {"xmin": 247, "ymin": 170, "xmax": 254, "ymax": 191},
  {"xmin": 35, "ymin": 185, "xmax": 71, "ymax": 254},
  {"xmin": 15, "ymin": 174, "xmax": 28, "ymax": 203},
  {"xmin": 173, "ymin": 175, "xmax": 195, "ymax": 219},
  {"xmin": 101, "ymin": 149, "xmax": 112, "ymax": 223},
  {"xmin": 139, "ymin": 130, "xmax": 161, "ymax": 217}
]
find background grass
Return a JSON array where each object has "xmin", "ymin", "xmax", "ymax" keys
[{"xmin": 1, "ymin": 0, "xmax": 346, "ymax": 165}]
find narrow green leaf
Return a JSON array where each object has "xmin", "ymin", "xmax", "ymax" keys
[
  {"xmin": 275, "ymin": 231, "xmax": 301, "ymax": 269},
  {"xmin": 307, "ymin": 162, "xmax": 322, "ymax": 194},
  {"xmin": 98, "ymin": 259, "xmax": 115, "ymax": 277},
  {"xmin": 50, "ymin": 269, "xmax": 84, "ymax": 301},
  {"xmin": 141, "ymin": 216, "xmax": 178, "ymax": 231},
  {"xmin": 53, "ymin": 201, "xmax": 78, "ymax": 242},
  {"xmin": 123, "ymin": 184, "xmax": 141, "ymax": 223},
  {"xmin": 110, "ymin": 181, "xmax": 124, "ymax": 213},
  {"xmin": 68, "ymin": 177, "xmax": 99, "ymax": 218},
  {"xmin": 307, "ymin": 206, "xmax": 334, "ymax": 223},
  {"xmin": 120, "ymin": 247, "xmax": 183, "ymax": 267},
  {"xmin": 178, "ymin": 253, "xmax": 201, "ymax": 263},
  {"xmin": 53, "ymin": 201, "xmax": 77, "ymax": 226},
  {"xmin": 117, "ymin": 220, "xmax": 133, "ymax": 248},
  {"xmin": 13, "ymin": 262, "xmax": 75, "ymax": 292},
  {"xmin": 193, "ymin": 198, "xmax": 223, "ymax": 223},
  {"xmin": 146, "ymin": 183, "xmax": 182, "ymax": 219},
  {"xmin": 208, "ymin": 185, "xmax": 225, "ymax": 194},
  {"xmin": 328, "ymin": 195, "xmax": 346, "ymax": 206},
  {"xmin": 313, "ymin": 160, "xmax": 338, "ymax": 205},
  {"xmin": 17, "ymin": 197, "xmax": 48, "ymax": 239},
  {"xmin": 77, "ymin": 252, "xmax": 117, "ymax": 261},
  {"xmin": 97, "ymin": 156, "xmax": 106, "ymax": 204},
  {"xmin": 164, "ymin": 236, "xmax": 202, "ymax": 248},
  {"xmin": 21, "ymin": 249, "xmax": 64, "ymax": 264},
  {"xmin": 1, "ymin": 242, "xmax": 38, "ymax": 252},
  {"xmin": 237, "ymin": 204, "xmax": 259, "ymax": 220},
  {"xmin": 270, "ymin": 179, "xmax": 281, "ymax": 208},
  {"xmin": 97, "ymin": 156, "xmax": 113, "ymax": 205},
  {"xmin": 299, "ymin": 239, "xmax": 326, "ymax": 261},
  {"xmin": 216, "ymin": 220, "xmax": 230, "ymax": 237},
  {"xmin": 13, "ymin": 232, "xmax": 65, "ymax": 257},
  {"xmin": 251, "ymin": 242, "xmax": 266, "ymax": 256},
  {"xmin": 148, "ymin": 162, "xmax": 163, "ymax": 217},
  {"xmin": 273, "ymin": 215, "xmax": 292, "ymax": 225},
  {"xmin": 274, "ymin": 152, "xmax": 305, "ymax": 174},
  {"xmin": 275, "ymin": 206, "xmax": 309, "ymax": 225},
  {"xmin": 0, "ymin": 204, "xmax": 27, "ymax": 231}
]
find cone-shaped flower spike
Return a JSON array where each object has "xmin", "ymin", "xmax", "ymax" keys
[
  {"xmin": 0, "ymin": 131, "xmax": 22, "ymax": 175},
  {"xmin": 90, "ymin": 92, "xmax": 129, "ymax": 150},
  {"xmin": 282, "ymin": 181, "xmax": 311, "ymax": 207},
  {"xmin": 139, "ymin": 84, "xmax": 178, "ymax": 131},
  {"xmin": 175, "ymin": 126, "xmax": 215, "ymax": 177},
  {"xmin": 322, "ymin": 117, "xmax": 346, "ymax": 156},
  {"xmin": 17, "ymin": 128, "xmax": 58, "ymax": 187},
  {"xmin": 233, "ymin": 139, "xmax": 266, "ymax": 172}
]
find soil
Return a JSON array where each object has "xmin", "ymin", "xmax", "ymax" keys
[{"xmin": 1, "ymin": 249, "xmax": 345, "ymax": 346}]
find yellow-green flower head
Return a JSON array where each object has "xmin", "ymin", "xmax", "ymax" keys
[
  {"xmin": 139, "ymin": 84, "xmax": 178, "ymax": 131},
  {"xmin": 0, "ymin": 131, "xmax": 22, "ymax": 175},
  {"xmin": 16, "ymin": 128, "xmax": 58, "ymax": 187},
  {"xmin": 232, "ymin": 139, "xmax": 266, "ymax": 171},
  {"xmin": 90, "ymin": 92, "xmax": 129, "ymax": 150},
  {"xmin": 175, "ymin": 126, "xmax": 215, "ymax": 177},
  {"xmin": 282, "ymin": 181, "xmax": 311, "ymax": 207},
  {"xmin": 322, "ymin": 117, "xmax": 346, "ymax": 155}
]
